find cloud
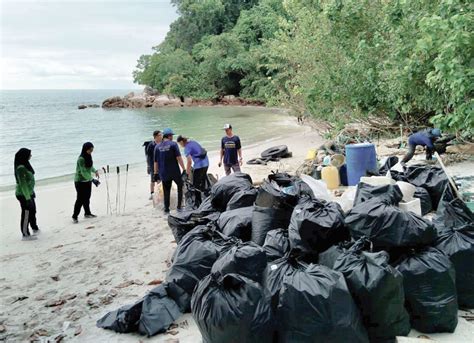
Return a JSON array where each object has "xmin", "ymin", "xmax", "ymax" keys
[{"xmin": 0, "ymin": 0, "xmax": 178, "ymax": 89}]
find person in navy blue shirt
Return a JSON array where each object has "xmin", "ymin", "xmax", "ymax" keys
[
  {"xmin": 218, "ymin": 124, "xmax": 243, "ymax": 176},
  {"xmin": 154, "ymin": 128, "xmax": 185, "ymax": 214},
  {"xmin": 177, "ymin": 135, "xmax": 209, "ymax": 196},
  {"xmin": 146, "ymin": 130, "xmax": 162, "ymax": 200},
  {"xmin": 401, "ymin": 128, "xmax": 442, "ymax": 163}
]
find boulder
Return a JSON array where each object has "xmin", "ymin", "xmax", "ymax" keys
[
  {"xmin": 102, "ymin": 96, "xmax": 125, "ymax": 108},
  {"xmin": 88, "ymin": 104, "xmax": 100, "ymax": 108},
  {"xmin": 126, "ymin": 95, "xmax": 147, "ymax": 108},
  {"xmin": 143, "ymin": 86, "xmax": 160, "ymax": 96},
  {"xmin": 152, "ymin": 95, "xmax": 182, "ymax": 107},
  {"xmin": 78, "ymin": 105, "xmax": 87, "ymax": 109}
]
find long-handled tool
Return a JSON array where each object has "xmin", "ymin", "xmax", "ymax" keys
[
  {"xmin": 123, "ymin": 164, "xmax": 129, "ymax": 214},
  {"xmin": 434, "ymin": 151, "xmax": 461, "ymax": 199},
  {"xmin": 116, "ymin": 166, "xmax": 121, "ymax": 215},
  {"xmin": 102, "ymin": 167, "xmax": 111, "ymax": 215}
]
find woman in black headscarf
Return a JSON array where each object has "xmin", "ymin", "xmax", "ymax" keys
[
  {"xmin": 72, "ymin": 142, "xmax": 99, "ymax": 223},
  {"xmin": 14, "ymin": 148, "xmax": 39, "ymax": 240}
]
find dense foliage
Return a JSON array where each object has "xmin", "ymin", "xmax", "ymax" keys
[{"xmin": 134, "ymin": 0, "xmax": 473, "ymax": 134}]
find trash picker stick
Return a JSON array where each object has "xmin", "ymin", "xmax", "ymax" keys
[
  {"xmin": 116, "ymin": 166, "xmax": 120, "ymax": 215},
  {"xmin": 102, "ymin": 167, "xmax": 110, "ymax": 215},
  {"xmin": 434, "ymin": 152, "xmax": 461, "ymax": 199},
  {"xmin": 123, "ymin": 164, "xmax": 129, "ymax": 214}
]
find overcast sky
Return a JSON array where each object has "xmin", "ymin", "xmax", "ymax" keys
[{"xmin": 0, "ymin": 0, "xmax": 178, "ymax": 89}]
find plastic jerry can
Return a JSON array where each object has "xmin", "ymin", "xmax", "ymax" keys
[{"xmin": 321, "ymin": 165, "xmax": 340, "ymax": 190}]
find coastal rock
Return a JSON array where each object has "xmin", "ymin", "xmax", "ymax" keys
[
  {"xmin": 78, "ymin": 105, "xmax": 87, "ymax": 110},
  {"xmin": 102, "ymin": 96, "xmax": 125, "ymax": 108},
  {"xmin": 143, "ymin": 86, "xmax": 160, "ymax": 96},
  {"xmin": 88, "ymin": 104, "xmax": 100, "ymax": 108},
  {"xmin": 127, "ymin": 95, "xmax": 147, "ymax": 108},
  {"xmin": 152, "ymin": 95, "xmax": 182, "ymax": 107}
]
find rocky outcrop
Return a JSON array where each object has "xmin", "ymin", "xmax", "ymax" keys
[
  {"xmin": 78, "ymin": 104, "xmax": 100, "ymax": 109},
  {"xmin": 102, "ymin": 89, "xmax": 265, "ymax": 109}
]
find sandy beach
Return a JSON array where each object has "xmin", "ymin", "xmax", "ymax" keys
[{"xmin": 1, "ymin": 120, "xmax": 473, "ymax": 342}]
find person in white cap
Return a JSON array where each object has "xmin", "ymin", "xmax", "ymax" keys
[{"xmin": 218, "ymin": 124, "xmax": 243, "ymax": 176}]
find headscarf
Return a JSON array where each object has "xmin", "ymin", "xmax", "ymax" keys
[
  {"xmin": 80, "ymin": 142, "xmax": 94, "ymax": 168},
  {"xmin": 14, "ymin": 148, "xmax": 34, "ymax": 183}
]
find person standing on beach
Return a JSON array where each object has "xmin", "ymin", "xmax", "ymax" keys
[
  {"xmin": 177, "ymin": 135, "xmax": 209, "ymax": 202},
  {"xmin": 14, "ymin": 148, "xmax": 40, "ymax": 241},
  {"xmin": 72, "ymin": 142, "xmax": 99, "ymax": 223},
  {"xmin": 146, "ymin": 130, "xmax": 162, "ymax": 200},
  {"xmin": 218, "ymin": 124, "xmax": 243, "ymax": 176},
  {"xmin": 154, "ymin": 128, "xmax": 185, "ymax": 214}
]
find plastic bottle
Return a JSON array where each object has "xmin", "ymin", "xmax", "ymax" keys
[{"xmin": 321, "ymin": 165, "xmax": 340, "ymax": 190}]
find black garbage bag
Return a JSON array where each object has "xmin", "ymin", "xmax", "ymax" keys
[
  {"xmin": 288, "ymin": 198, "xmax": 349, "ymax": 257},
  {"xmin": 166, "ymin": 225, "xmax": 232, "ymax": 312},
  {"xmin": 434, "ymin": 196, "xmax": 474, "ymax": 308},
  {"xmin": 396, "ymin": 247, "xmax": 458, "ymax": 333},
  {"xmin": 211, "ymin": 241, "xmax": 267, "ymax": 283},
  {"xmin": 210, "ymin": 173, "xmax": 254, "ymax": 211},
  {"xmin": 318, "ymin": 241, "xmax": 354, "ymax": 269},
  {"xmin": 96, "ymin": 299, "xmax": 143, "ymax": 333},
  {"xmin": 264, "ymin": 258, "xmax": 369, "ymax": 343},
  {"xmin": 255, "ymin": 180, "xmax": 298, "ymax": 209},
  {"xmin": 268, "ymin": 171, "xmax": 294, "ymax": 187},
  {"xmin": 378, "ymin": 156, "xmax": 399, "ymax": 175},
  {"xmin": 191, "ymin": 273, "xmax": 273, "ymax": 343},
  {"xmin": 183, "ymin": 180, "xmax": 202, "ymax": 210},
  {"xmin": 405, "ymin": 165, "xmax": 449, "ymax": 210},
  {"xmin": 226, "ymin": 188, "xmax": 257, "ymax": 210},
  {"xmin": 333, "ymin": 238, "xmax": 411, "ymax": 341},
  {"xmin": 354, "ymin": 183, "xmax": 403, "ymax": 206},
  {"xmin": 138, "ymin": 284, "xmax": 182, "ymax": 337},
  {"xmin": 167, "ymin": 209, "xmax": 220, "ymax": 244},
  {"xmin": 346, "ymin": 195, "xmax": 436, "ymax": 251},
  {"xmin": 251, "ymin": 206, "xmax": 293, "ymax": 246},
  {"xmin": 217, "ymin": 206, "xmax": 253, "ymax": 241},
  {"xmin": 263, "ymin": 229, "xmax": 289, "ymax": 262},
  {"xmin": 414, "ymin": 186, "xmax": 433, "ymax": 215}
]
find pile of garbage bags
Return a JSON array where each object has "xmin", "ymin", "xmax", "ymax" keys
[{"xmin": 97, "ymin": 166, "xmax": 473, "ymax": 341}]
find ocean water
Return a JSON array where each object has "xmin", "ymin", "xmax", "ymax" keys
[{"xmin": 0, "ymin": 90, "xmax": 298, "ymax": 189}]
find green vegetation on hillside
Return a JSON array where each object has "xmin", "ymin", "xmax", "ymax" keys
[{"xmin": 134, "ymin": 0, "xmax": 473, "ymax": 134}]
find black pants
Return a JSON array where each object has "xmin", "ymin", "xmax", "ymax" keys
[
  {"xmin": 193, "ymin": 166, "xmax": 208, "ymax": 204},
  {"xmin": 402, "ymin": 144, "xmax": 434, "ymax": 163},
  {"xmin": 17, "ymin": 195, "xmax": 38, "ymax": 236},
  {"xmin": 73, "ymin": 181, "xmax": 92, "ymax": 218},
  {"xmin": 162, "ymin": 176, "xmax": 183, "ymax": 211}
]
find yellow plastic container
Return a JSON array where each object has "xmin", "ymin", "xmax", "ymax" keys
[
  {"xmin": 306, "ymin": 149, "xmax": 317, "ymax": 160},
  {"xmin": 321, "ymin": 165, "xmax": 340, "ymax": 190}
]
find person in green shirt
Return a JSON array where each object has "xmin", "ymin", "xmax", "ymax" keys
[
  {"xmin": 14, "ymin": 148, "xmax": 39, "ymax": 241},
  {"xmin": 72, "ymin": 142, "xmax": 99, "ymax": 223}
]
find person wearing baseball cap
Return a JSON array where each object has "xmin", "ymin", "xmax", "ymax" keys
[
  {"xmin": 154, "ymin": 128, "xmax": 185, "ymax": 214},
  {"xmin": 218, "ymin": 124, "xmax": 243, "ymax": 175}
]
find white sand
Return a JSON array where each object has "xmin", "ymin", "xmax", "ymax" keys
[{"xmin": 1, "ymin": 120, "xmax": 473, "ymax": 342}]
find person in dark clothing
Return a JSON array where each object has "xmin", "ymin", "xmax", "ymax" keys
[
  {"xmin": 14, "ymin": 148, "xmax": 39, "ymax": 241},
  {"xmin": 401, "ymin": 128, "xmax": 442, "ymax": 164},
  {"xmin": 72, "ymin": 142, "xmax": 99, "ymax": 223},
  {"xmin": 154, "ymin": 128, "xmax": 185, "ymax": 214},
  {"xmin": 218, "ymin": 123, "xmax": 243, "ymax": 176},
  {"xmin": 146, "ymin": 130, "xmax": 162, "ymax": 200},
  {"xmin": 177, "ymin": 135, "xmax": 210, "ymax": 203}
]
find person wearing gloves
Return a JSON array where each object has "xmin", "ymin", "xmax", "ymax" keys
[
  {"xmin": 401, "ymin": 128, "xmax": 442, "ymax": 164},
  {"xmin": 154, "ymin": 128, "xmax": 185, "ymax": 214},
  {"xmin": 72, "ymin": 142, "xmax": 99, "ymax": 223},
  {"xmin": 14, "ymin": 148, "xmax": 40, "ymax": 241},
  {"xmin": 177, "ymin": 135, "xmax": 209, "ymax": 203}
]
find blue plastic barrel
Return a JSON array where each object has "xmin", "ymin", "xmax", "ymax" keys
[
  {"xmin": 339, "ymin": 164, "xmax": 348, "ymax": 186},
  {"xmin": 345, "ymin": 143, "xmax": 377, "ymax": 186}
]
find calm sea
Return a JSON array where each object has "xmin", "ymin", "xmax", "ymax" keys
[{"xmin": 0, "ymin": 90, "xmax": 297, "ymax": 189}]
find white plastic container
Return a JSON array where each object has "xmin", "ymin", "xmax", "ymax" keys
[
  {"xmin": 360, "ymin": 176, "xmax": 395, "ymax": 186},
  {"xmin": 395, "ymin": 181, "xmax": 416, "ymax": 202},
  {"xmin": 399, "ymin": 198, "xmax": 422, "ymax": 216}
]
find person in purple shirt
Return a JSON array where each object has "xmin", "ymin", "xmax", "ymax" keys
[
  {"xmin": 401, "ymin": 128, "xmax": 442, "ymax": 163},
  {"xmin": 177, "ymin": 135, "xmax": 209, "ymax": 202},
  {"xmin": 218, "ymin": 123, "xmax": 243, "ymax": 176},
  {"xmin": 154, "ymin": 128, "xmax": 185, "ymax": 214}
]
